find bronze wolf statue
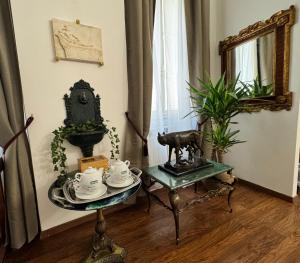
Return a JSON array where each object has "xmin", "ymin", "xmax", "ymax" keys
[{"xmin": 157, "ymin": 130, "xmax": 203, "ymax": 166}]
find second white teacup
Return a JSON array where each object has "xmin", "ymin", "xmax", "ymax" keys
[
  {"xmin": 74, "ymin": 167, "xmax": 104, "ymax": 193},
  {"xmin": 109, "ymin": 159, "xmax": 131, "ymax": 183}
]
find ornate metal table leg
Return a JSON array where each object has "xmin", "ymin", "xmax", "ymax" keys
[
  {"xmin": 227, "ymin": 172, "xmax": 237, "ymax": 213},
  {"xmin": 194, "ymin": 182, "xmax": 198, "ymax": 193},
  {"xmin": 168, "ymin": 190, "xmax": 180, "ymax": 245},
  {"xmin": 83, "ymin": 209, "xmax": 126, "ymax": 263},
  {"xmin": 142, "ymin": 182, "xmax": 151, "ymax": 213},
  {"xmin": 227, "ymin": 189, "xmax": 233, "ymax": 213}
]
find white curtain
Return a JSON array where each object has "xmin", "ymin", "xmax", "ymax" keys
[
  {"xmin": 148, "ymin": 0, "xmax": 196, "ymax": 166},
  {"xmin": 235, "ymin": 39, "xmax": 258, "ymax": 83},
  {"xmin": 259, "ymin": 33, "xmax": 274, "ymax": 86}
]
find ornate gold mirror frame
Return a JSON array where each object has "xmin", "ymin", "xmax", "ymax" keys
[{"xmin": 219, "ymin": 5, "xmax": 295, "ymax": 111}]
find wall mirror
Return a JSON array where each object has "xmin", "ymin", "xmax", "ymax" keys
[{"xmin": 219, "ymin": 6, "xmax": 295, "ymax": 111}]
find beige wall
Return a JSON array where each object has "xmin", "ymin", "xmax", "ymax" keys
[
  {"xmin": 10, "ymin": 0, "xmax": 128, "ymax": 230},
  {"xmin": 210, "ymin": 0, "xmax": 300, "ymax": 197}
]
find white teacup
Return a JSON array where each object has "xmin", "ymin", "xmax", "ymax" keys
[
  {"xmin": 74, "ymin": 167, "xmax": 104, "ymax": 193},
  {"xmin": 109, "ymin": 160, "xmax": 131, "ymax": 183}
]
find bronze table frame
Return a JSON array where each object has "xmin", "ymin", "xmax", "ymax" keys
[
  {"xmin": 83, "ymin": 209, "xmax": 126, "ymax": 263},
  {"xmin": 142, "ymin": 163, "xmax": 235, "ymax": 245},
  {"xmin": 48, "ymin": 178, "xmax": 141, "ymax": 263}
]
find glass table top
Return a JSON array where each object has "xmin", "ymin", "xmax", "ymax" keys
[{"xmin": 143, "ymin": 160, "xmax": 233, "ymax": 190}]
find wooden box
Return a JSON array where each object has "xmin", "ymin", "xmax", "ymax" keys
[{"xmin": 78, "ymin": 155, "xmax": 109, "ymax": 172}]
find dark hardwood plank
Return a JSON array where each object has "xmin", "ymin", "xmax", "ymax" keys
[
  {"xmin": 212, "ymin": 226, "xmax": 284, "ymax": 263},
  {"xmin": 151, "ymin": 194, "xmax": 287, "ymax": 262},
  {"xmin": 258, "ymin": 234, "xmax": 300, "ymax": 263},
  {"xmin": 180, "ymin": 204, "xmax": 287, "ymax": 262},
  {"xmin": 4, "ymin": 184, "xmax": 300, "ymax": 263},
  {"xmin": 238, "ymin": 178, "xmax": 296, "ymax": 202},
  {"xmin": 0, "ymin": 246, "xmax": 5, "ymax": 263}
]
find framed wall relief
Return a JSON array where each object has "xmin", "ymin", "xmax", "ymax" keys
[
  {"xmin": 219, "ymin": 6, "xmax": 295, "ymax": 111},
  {"xmin": 52, "ymin": 19, "xmax": 104, "ymax": 65}
]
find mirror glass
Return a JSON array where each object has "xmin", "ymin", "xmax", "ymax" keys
[{"xmin": 226, "ymin": 31, "xmax": 275, "ymax": 98}]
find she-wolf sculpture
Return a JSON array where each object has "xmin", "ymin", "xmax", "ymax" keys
[{"xmin": 157, "ymin": 130, "xmax": 204, "ymax": 167}]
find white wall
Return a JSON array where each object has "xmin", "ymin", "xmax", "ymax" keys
[
  {"xmin": 10, "ymin": 0, "xmax": 128, "ymax": 230},
  {"xmin": 210, "ymin": 0, "xmax": 300, "ymax": 197},
  {"xmin": 10, "ymin": 0, "xmax": 300, "ymax": 232}
]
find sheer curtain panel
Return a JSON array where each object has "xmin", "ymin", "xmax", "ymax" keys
[{"xmin": 148, "ymin": 0, "xmax": 195, "ymax": 166}]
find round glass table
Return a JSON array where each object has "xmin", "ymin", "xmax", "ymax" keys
[{"xmin": 48, "ymin": 177, "xmax": 141, "ymax": 263}]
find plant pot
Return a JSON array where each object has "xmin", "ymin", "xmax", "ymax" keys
[
  {"xmin": 212, "ymin": 149, "xmax": 234, "ymax": 184},
  {"xmin": 67, "ymin": 130, "xmax": 105, "ymax": 157}
]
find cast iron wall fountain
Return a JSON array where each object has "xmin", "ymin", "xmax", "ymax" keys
[{"xmin": 64, "ymin": 80, "xmax": 106, "ymax": 157}]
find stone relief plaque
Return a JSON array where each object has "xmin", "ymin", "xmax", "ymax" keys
[{"xmin": 51, "ymin": 18, "xmax": 104, "ymax": 65}]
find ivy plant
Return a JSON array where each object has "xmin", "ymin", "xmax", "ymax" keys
[
  {"xmin": 106, "ymin": 121, "xmax": 120, "ymax": 160},
  {"xmin": 51, "ymin": 120, "xmax": 111, "ymax": 183}
]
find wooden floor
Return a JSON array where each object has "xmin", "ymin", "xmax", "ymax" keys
[{"xmin": 4, "ymin": 183, "xmax": 300, "ymax": 263}]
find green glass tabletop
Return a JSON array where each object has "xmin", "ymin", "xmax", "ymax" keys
[{"xmin": 143, "ymin": 160, "xmax": 233, "ymax": 190}]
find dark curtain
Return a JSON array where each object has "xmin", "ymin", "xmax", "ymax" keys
[
  {"xmin": 185, "ymin": 0, "xmax": 210, "ymax": 86},
  {"xmin": 124, "ymin": 0, "xmax": 155, "ymax": 168},
  {"xmin": 185, "ymin": 0, "xmax": 212, "ymax": 158},
  {"xmin": 0, "ymin": 0, "xmax": 39, "ymax": 249}
]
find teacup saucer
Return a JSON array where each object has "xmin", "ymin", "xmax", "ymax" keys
[
  {"xmin": 106, "ymin": 175, "xmax": 134, "ymax": 188},
  {"xmin": 74, "ymin": 184, "xmax": 107, "ymax": 200}
]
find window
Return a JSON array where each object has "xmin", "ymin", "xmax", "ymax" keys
[{"xmin": 148, "ymin": 0, "xmax": 196, "ymax": 166}]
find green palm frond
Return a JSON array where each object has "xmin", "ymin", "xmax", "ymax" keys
[
  {"xmin": 240, "ymin": 76, "xmax": 273, "ymax": 98},
  {"xmin": 187, "ymin": 73, "xmax": 248, "ymax": 154},
  {"xmin": 208, "ymin": 123, "xmax": 245, "ymax": 153}
]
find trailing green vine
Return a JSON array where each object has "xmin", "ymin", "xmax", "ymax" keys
[
  {"xmin": 106, "ymin": 120, "xmax": 120, "ymax": 160},
  {"xmin": 51, "ymin": 121, "xmax": 108, "ymax": 182}
]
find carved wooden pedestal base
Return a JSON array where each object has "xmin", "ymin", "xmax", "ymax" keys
[{"xmin": 83, "ymin": 209, "xmax": 126, "ymax": 263}]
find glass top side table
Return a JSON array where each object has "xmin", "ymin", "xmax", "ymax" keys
[
  {"xmin": 48, "ymin": 174, "xmax": 141, "ymax": 263},
  {"xmin": 145, "ymin": 160, "xmax": 233, "ymax": 190},
  {"xmin": 143, "ymin": 160, "xmax": 235, "ymax": 245}
]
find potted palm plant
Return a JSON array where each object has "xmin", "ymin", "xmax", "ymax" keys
[{"xmin": 188, "ymin": 74, "xmax": 249, "ymax": 181}]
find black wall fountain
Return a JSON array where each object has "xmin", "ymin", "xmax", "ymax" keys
[{"xmin": 64, "ymin": 80, "xmax": 107, "ymax": 157}]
